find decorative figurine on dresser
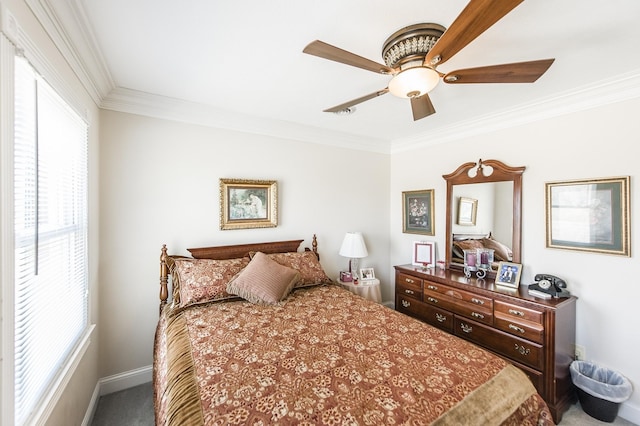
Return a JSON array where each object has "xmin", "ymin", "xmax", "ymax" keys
[{"xmin": 395, "ymin": 159, "xmax": 577, "ymax": 424}]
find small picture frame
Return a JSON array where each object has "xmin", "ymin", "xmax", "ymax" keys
[
  {"xmin": 495, "ymin": 261, "xmax": 522, "ymax": 288},
  {"xmin": 412, "ymin": 241, "xmax": 435, "ymax": 266},
  {"xmin": 360, "ymin": 268, "xmax": 375, "ymax": 280},
  {"xmin": 457, "ymin": 197, "xmax": 478, "ymax": 226}
]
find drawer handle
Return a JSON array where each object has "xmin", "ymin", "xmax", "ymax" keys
[
  {"xmin": 404, "ymin": 289, "xmax": 415, "ymax": 295},
  {"xmin": 471, "ymin": 298, "xmax": 485, "ymax": 305},
  {"xmin": 471, "ymin": 312, "xmax": 485, "ymax": 320},
  {"xmin": 435, "ymin": 313, "xmax": 446, "ymax": 323},
  {"xmin": 514, "ymin": 344, "xmax": 530, "ymax": 356},
  {"xmin": 404, "ymin": 278, "xmax": 415, "ymax": 284},
  {"xmin": 401, "ymin": 300, "xmax": 411, "ymax": 308},
  {"xmin": 509, "ymin": 324, "xmax": 526, "ymax": 334},
  {"xmin": 460, "ymin": 323, "xmax": 473, "ymax": 334},
  {"xmin": 508, "ymin": 309, "xmax": 525, "ymax": 317},
  {"xmin": 427, "ymin": 285, "xmax": 438, "ymax": 290},
  {"xmin": 427, "ymin": 297, "xmax": 438, "ymax": 304}
]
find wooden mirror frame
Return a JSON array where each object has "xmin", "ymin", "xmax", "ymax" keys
[{"xmin": 443, "ymin": 159, "xmax": 525, "ymax": 274}]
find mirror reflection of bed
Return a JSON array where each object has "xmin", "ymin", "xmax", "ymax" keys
[{"xmin": 451, "ymin": 181, "xmax": 514, "ymax": 269}]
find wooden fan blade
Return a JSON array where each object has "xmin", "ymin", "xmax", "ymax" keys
[
  {"xmin": 304, "ymin": 40, "xmax": 394, "ymax": 75},
  {"xmin": 323, "ymin": 89, "xmax": 389, "ymax": 113},
  {"xmin": 443, "ymin": 59, "xmax": 555, "ymax": 83},
  {"xmin": 425, "ymin": 0, "xmax": 523, "ymax": 67},
  {"xmin": 410, "ymin": 94, "xmax": 436, "ymax": 121}
]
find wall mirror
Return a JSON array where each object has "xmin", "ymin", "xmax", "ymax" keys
[{"xmin": 443, "ymin": 159, "xmax": 525, "ymax": 275}]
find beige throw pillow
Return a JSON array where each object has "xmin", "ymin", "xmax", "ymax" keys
[{"xmin": 226, "ymin": 252, "xmax": 300, "ymax": 305}]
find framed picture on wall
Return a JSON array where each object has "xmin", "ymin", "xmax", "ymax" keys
[
  {"xmin": 457, "ymin": 197, "xmax": 478, "ymax": 226},
  {"xmin": 545, "ymin": 176, "xmax": 630, "ymax": 256},
  {"xmin": 220, "ymin": 178, "xmax": 278, "ymax": 230},
  {"xmin": 402, "ymin": 189, "xmax": 435, "ymax": 235}
]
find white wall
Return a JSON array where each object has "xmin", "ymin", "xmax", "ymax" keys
[
  {"xmin": 98, "ymin": 109, "xmax": 390, "ymax": 377},
  {"xmin": 390, "ymin": 97, "xmax": 640, "ymax": 422}
]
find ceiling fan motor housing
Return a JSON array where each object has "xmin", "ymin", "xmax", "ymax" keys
[{"xmin": 382, "ymin": 23, "xmax": 446, "ymax": 69}]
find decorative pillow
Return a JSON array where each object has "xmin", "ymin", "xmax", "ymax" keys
[
  {"xmin": 226, "ymin": 252, "xmax": 300, "ymax": 305},
  {"xmin": 172, "ymin": 257, "xmax": 249, "ymax": 308},
  {"xmin": 265, "ymin": 251, "xmax": 332, "ymax": 288},
  {"xmin": 452, "ymin": 239, "xmax": 485, "ymax": 259},
  {"xmin": 481, "ymin": 237, "xmax": 513, "ymax": 261}
]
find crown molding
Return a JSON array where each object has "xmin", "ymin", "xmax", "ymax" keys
[
  {"xmin": 390, "ymin": 69, "xmax": 640, "ymax": 153},
  {"xmin": 101, "ymin": 87, "xmax": 391, "ymax": 153},
  {"xmin": 24, "ymin": 0, "xmax": 114, "ymax": 105},
  {"xmin": 22, "ymin": 0, "xmax": 640, "ymax": 154}
]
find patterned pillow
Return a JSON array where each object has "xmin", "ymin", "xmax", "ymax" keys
[
  {"xmin": 266, "ymin": 251, "xmax": 332, "ymax": 288},
  {"xmin": 226, "ymin": 252, "xmax": 300, "ymax": 305},
  {"xmin": 172, "ymin": 257, "xmax": 249, "ymax": 308},
  {"xmin": 481, "ymin": 237, "xmax": 513, "ymax": 261},
  {"xmin": 452, "ymin": 239, "xmax": 485, "ymax": 259}
]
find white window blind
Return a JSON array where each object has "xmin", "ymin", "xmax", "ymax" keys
[{"xmin": 13, "ymin": 56, "xmax": 88, "ymax": 425}]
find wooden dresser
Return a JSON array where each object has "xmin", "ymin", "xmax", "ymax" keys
[{"xmin": 394, "ymin": 264, "xmax": 576, "ymax": 423}]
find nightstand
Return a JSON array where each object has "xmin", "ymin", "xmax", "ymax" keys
[{"xmin": 337, "ymin": 278, "xmax": 382, "ymax": 303}]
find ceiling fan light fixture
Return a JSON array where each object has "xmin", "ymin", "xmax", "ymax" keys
[{"xmin": 388, "ymin": 67, "xmax": 439, "ymax": 98}]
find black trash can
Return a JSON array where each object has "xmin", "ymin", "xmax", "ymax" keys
[{"xmin": 570, "ymin": 361, "xmax": 633, "ymax": 423}]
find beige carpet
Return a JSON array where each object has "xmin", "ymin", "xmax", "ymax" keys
[{"xmin": 560, "ymin": 403, "xmax": 637, "ymax": 426}]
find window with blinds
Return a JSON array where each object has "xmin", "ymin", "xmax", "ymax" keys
[{"xmin": 13, "ymin": 56, "xmax": 89, "ymax": 425}]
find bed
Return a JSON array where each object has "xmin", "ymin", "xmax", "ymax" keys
[
  {"xmin": 451, "ymin": 233, "xmax": 513, "ymax": 267},
  {"xmin": 154, "ymin": 235, "xmax": 554, "ymax": 425}
]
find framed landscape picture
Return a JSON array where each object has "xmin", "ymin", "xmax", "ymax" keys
[
  {"xmin": 402, "ymin": 189, "xmax": 435, "ymax": 235},
  {"xmin": 545, "ymin": 176, "xmax": 630, "ymax": 256},
  {"xmin": 220, "ymin": 178, "xmax": 277, "ymax": 230}
]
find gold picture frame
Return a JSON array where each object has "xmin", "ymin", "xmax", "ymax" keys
[
  {"xmin": 545, "ymin": 176, "xmax": 630, "ymax": 256},
  {"xmin": 457, "ymin": 197, "xmax": 478, "ymax": 226},
  {"xmin": 220, "ymin": 178, "xmax": 277, "ymax": 230},
  {"xmin": 495, "ymin": 261, "xmax": 522, "ymax": 288}
]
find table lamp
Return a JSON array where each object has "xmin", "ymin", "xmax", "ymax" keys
[{"xmin": 339, "ymin": 232, "xmax": 368, "ymax": 279}]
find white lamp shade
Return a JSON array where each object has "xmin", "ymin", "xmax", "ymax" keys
[{"xmin": 339, "ymin": 232, "xmax": 368, "ymax": 258}]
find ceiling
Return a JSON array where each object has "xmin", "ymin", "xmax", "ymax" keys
[{"xmin": 41, "ymin": 0, "xmax": 640, "ymax": 151}]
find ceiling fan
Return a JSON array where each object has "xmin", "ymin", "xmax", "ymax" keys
[{"xmin": 303, "ymin": 0, "xmax": 554, "ymax": 121}]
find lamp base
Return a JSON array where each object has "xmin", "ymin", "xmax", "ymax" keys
[{"xmin": 350, "ymin": 258, "xmax": 360, "ymax": 279}]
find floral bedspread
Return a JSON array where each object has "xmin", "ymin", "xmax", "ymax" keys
[{"xmin": 154, "ymin": 284, "xmax": 554, "ymax": 425}]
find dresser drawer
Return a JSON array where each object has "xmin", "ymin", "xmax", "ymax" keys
[
  {"xmin": 495, "ymin": 300, "xmax": 544, "ymax": 325},
  {"xmin": 424, "ymin": 280, "xmax": 493, "ymax": 310},
  {"xmin": 397, "ymin": 273, "xmax": 423, "ymax": 293},
  {"xmin": 424, "ymin": 290, "xmax": 493, "ymax": 325},
  {"xmin": 494, "ymin": 312, "xmax": 544, "ymax": 344},
  {"xmin": 396, "ymin": 282, "xmax": 422, "ymax": 300},
  {"xmin": 454, "ymin": 316, "xmax": 543, "ymax": 370},
  {"xmin": 396, "ymin": 295, "xmax": 454, "ymax": 331}
]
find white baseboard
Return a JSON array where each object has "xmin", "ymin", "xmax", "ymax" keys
[
  {"xmin": 82, "ymin": 365, "xmax": 153, "ymax": 425},
  {"xmin": 619, "ymin": 401, "xmax": 640, "ymax": 425},
  {"xmin": 99, "ymin": 365, "xmax": 153, "ymax": 396},
  {"xmin": 81, "ymin": 383, "xmax": 101, "ymax": 426}
]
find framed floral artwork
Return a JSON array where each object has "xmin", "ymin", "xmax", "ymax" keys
[{"xmin": 402, "ymin": 189, "xmax": 435, "ymax": 235}]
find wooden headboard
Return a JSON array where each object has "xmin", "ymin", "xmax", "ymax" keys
[{"xmin": 159, "ymin": 234, "xmax": 319, "ymax": 311}]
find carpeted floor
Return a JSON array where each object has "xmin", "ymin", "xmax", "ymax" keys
[{"xmin": 90, "ymin": 381, "xmax": 637, "ymax": 425}]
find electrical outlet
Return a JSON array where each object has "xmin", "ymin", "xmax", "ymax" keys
[{"xmin": 575, "ymin": 344, "xmax": 586, "ymax": 361}]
